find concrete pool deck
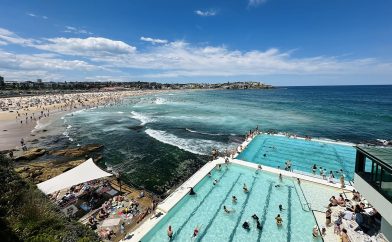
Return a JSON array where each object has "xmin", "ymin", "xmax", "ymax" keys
[{"xmin": 124, "ymin": 155, "xmax": 354, "ymax": 242}]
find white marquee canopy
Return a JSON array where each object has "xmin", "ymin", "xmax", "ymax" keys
[{"xmin": 37, "ymin": 158, "xmax": 113, "ymax": 195}]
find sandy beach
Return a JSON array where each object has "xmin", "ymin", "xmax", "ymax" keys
[{"xmin": 0, "ymin": 90, "xmax": 163, "ymax": 151}]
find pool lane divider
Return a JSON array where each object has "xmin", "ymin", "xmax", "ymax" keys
[
  {"xmin": 287, "ymin": 186, "xmax": 292, "ymax": 242},
  {"xmin": 196, "ymin": 174, "xmax": 243, "ymax": 241},
  {"xmin": 257, "ymin": 182, "xmax": 274, "ymax": 241},
  {"xmin": 228, "ymin": 175, "xmax": 258, "ymax": 242},
  {"xmin": 172, "ymin": 168, "xmax": 229, "ymax": 240}
]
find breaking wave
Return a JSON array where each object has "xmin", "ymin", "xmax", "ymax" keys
[
  {"xmin": 145, "ymin": 128, "xmax": 227, "ymax": 155},
  {"xmin": 130, "ymin": 111, "xmax": 154, "ymax": 125}
]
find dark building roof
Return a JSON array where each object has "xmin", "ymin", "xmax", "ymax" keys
[{"xmin": 356, "ymin": 146, "xmax": 392, "ymax": 171}]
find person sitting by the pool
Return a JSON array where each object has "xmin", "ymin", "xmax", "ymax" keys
[
  {"xmin": 189, "ymin": 187, "xmax": 196, "ymax": 195},
  {"xmin": 328, "ymin": 171, "xmax": 335, "ymax": 183},
  {"xmin": 340, "ymin": 228, "xmax": 349, "ymax": 242},
  {"xmin": 232, "ymin": 196, "xmax": 237, "ymax": 204},
  {"xmin": 213, "ymin": 179, "xmax": 219, "ymax": 185},
  {"xmin": 275, "ymin": 214, "xmax": 283, "ymax": 226},
  {"xmin": 218, "ymin": 164, "xmax": 222, "ymax": 170},
  {"xmin": 223, "ymin": 205, "xmax": 232, "ymax": 214},
  {"xmin": 167, "ymin": 225, "xmax": 173, "ymax": 239},
  {"xmin": 329, "ymin": 196, "xmax": 338, "ymax": 207},
  {"xmin": 352, "ymin": 190, "xmax": 361, "ymax": 202},
  {"xmin": 312, "ymin": 164, "xmax": 317, "ymax": 174},
  {"xmin": 256, "ymin": 219, "xmax": 262, "ymax": 230},
  {"xmin": 208, "ymin": 172, "xmax": 212, "ymax": 177},
  {"xmin": 279, "ymin": 204, "xmax": 284, "ymax": 211},
  {"xmin": 242, "ymin": 221, "xmax": 250, "ymax": 230},
  {"xmin": 312, "ymin": 225, "xmax": 319, "ymax": 237},
  {"xmin": 225, "ymin": 157, "xmax": 230, "ymax": 163},
  {"xmin": 252, "ymin": 214, "xmax": 259, "ymax": 220},
  {"xmin": 297, "ymin": 178, "xmax": 301, "ymax": 184},
  {"xmin": 359, "ymin": 202, "xmax": 366, "ymax": 211},
  {"xmin": 337, "ymin": 194, "xmax": 346, "ymax": 206},
  {"xmin": 243, "ymin": 183, "xmax": 249, "ymax": 193}
]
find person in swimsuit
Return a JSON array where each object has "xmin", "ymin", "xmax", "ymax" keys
[
  {"xmin": 275, "ymin": 214, "xmax": 283, "ymax": 226},
  {"xmin": 167, "ymin": 225, "xmax": 173, "ymax": 239},
  {"xmin": 193, "ymin": 225, "xmax": 200, "ymax": 237},
  {"xmin": 189, "ymin": 187, "xmax": 196, "ymax": 195},
  {"xmin": 232, "ymin": 196, "xmax": 237, "ymax": 204},
  {"xmin": 243, "ymin": 183, "xmax": 249, "ymax": 193},
  {"xmin": 242, "ymin": 221, "xmax": 250, "ymax": 230}
]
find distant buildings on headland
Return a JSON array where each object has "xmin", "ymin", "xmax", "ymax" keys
[{"xmin": 0, "ymin": 75, "xmax": 273, "ymax": 97}]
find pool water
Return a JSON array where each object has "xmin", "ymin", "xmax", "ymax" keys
[
  {"xmin": 237, "ymin": 135, "xmax": 356, "ymax": 180},
  {"xmin": 142, "ymin": 164, "xmax": 322, "ymax": 242}
]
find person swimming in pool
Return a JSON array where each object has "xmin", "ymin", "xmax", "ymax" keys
[
  {"xmin": 275, "ymin": 214, "xmax": 283, "ymax": 226},
  {"xmin": 242, "ymin": 221, "xmax": 250, "ymax": 230},
  {"xmin": 189, "ymin": 187, "xmax": 196, "ymax": 195},
  {"xmin": 279, "ymin": 204, "xmax": 284, "ymax": 211},
  {"xmin": 232, "ymin": 196, "xmax": 237, "ymax": 204},
  {"xmin": 193, "ymin": 225, "xmax": 201, "ymax": 237},
  {"xmin": 252, "ymin": 214, "xmax": 259, "ymax": 220},
  {"xmin": 223, "ymin": 205, "xmax": 233, "ymax": 214},
  {"xmin": 243, "ymin": 183, "xmax": 249, "ymax": 193},
  {"xmin": 256, "ymin": 219, "xmax": 262, "ymax": 230},
  {"xmin": 213, "ymin": 179, "xmax": 219, "ymax": 185},
  {"xmin": 167, "ymin": 225, "xmax": 173, "ymax": 239}
]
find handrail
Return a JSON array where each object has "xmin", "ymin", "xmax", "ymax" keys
[
  {"xmin": 297, "ymin": 180, "xmax": 312, "ymax": 211},
  {"xmin": 291, "ymin": 181, "xmax": 311, "ymax": 212}
]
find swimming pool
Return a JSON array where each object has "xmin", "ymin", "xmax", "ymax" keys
[
  {"xmin": 237, "ymin": 135, "xmax": 356, "ymax": 180},
  {"xmin": 141, "ymin": 164, "xmax": 322, "ymax": 242}
]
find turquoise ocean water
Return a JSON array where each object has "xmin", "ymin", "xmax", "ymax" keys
[{"xmin": 35, "ymin": 85, "xmax": 392, "ymax": 195}]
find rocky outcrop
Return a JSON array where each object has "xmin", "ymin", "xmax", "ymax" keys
[
  {"xmin": 48, "ymin": 144, "xmax": 103, "ymax": 158},
  {"xmin": 15, "ymin": 148, "xmax": 47, "ymax": 161},
  {"xmin": 14, "ymin": 156, "xmax": 102, "ymax": 184}
]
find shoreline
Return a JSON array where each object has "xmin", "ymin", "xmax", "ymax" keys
[{"xmin": 0, "ymin": 89, "xmax": 172, "ymax": 151}]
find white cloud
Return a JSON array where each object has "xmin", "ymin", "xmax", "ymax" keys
[
  {"xmin": 0, "ymin": 50, "xmax": 97, "ymax": 71},
  {"xmin": 195, "ymin": 10, "xmax": 217, "ymax": 17},
  {"xmin": 27, "ymin": 12, "xmax": 48, "ymax": 20},
  {"xmin": 35, "ymin": 37, "xmax": 136, "ymax": 56},
  {"xmin": 0, "ymin": 27, "xmax": 35, "ymax": 46},
  {"xmin": 64, "ymin": 26, "xmax": 93, "ymax": 35},
  {"xmin": 0, "ymin": 27, "xmax": 391, "ymax": 82},
  {"xmin": 140, "ymin": 36, "xmax": 168, "ymax": 44},
  {"xmin": 248, "ymin": 0, "xmax": 268, "ymax": 7}
]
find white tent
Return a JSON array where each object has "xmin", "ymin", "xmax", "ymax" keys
[{"xmin": 37, "ymin": 158, "xmax": 113, "ymax": 195}]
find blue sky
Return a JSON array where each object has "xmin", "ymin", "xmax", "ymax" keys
[{"xmin": 0, "ymin": 0, "xmax": 391, "ymax": 85}]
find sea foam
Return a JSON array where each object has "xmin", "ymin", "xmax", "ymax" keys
[
  {"xmin": 130, "ymin": 111, "xmax": 154, "ymax": 125},
  {"xmin": 145, "ymin": 128, "xmax": 227, "ymax": 155}
]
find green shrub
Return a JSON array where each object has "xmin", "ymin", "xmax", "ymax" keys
[{"xmin": 0, "ymin": 155, "xmax": 98, "ymax": 242}]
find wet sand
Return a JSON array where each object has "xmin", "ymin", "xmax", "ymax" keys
[{"xmin": 0, "ymin": 90, "xmax": 166, "ymax": 151}]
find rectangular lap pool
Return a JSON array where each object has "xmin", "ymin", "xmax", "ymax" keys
[
  {"xmin": 237, "ymin": 134, "xmax": 356, "ymax": 180},
  {"xmin": 141, "ymin": 164, "xmax": 322, "ymax": 242}
]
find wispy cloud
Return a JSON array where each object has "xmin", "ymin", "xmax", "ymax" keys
[
  {"xmin": 27, "ymin": 12, "xmax": 48, "ymax": 20},
  {"xmin": 0, "ymin": 27, "xmax": 391, "ymax": 82},
  {"xmin": 195, "ymin": 10, "xmax": 217, "ymax": 17},
  {"xmin": 64, "ymin": 26, "xmax": 93, "ymax": 35},
  {"xmin": 140, "ymin": 36, "xmax": 168, "ymax": 44},
  {"xmin": 248, "ymin": 0, "xmax": 268, "ymax": 7}
]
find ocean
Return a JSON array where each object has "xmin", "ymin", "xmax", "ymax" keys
[{"xmin": 33, "ymin": 85, "xmax": 392, "ymax": 195}]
